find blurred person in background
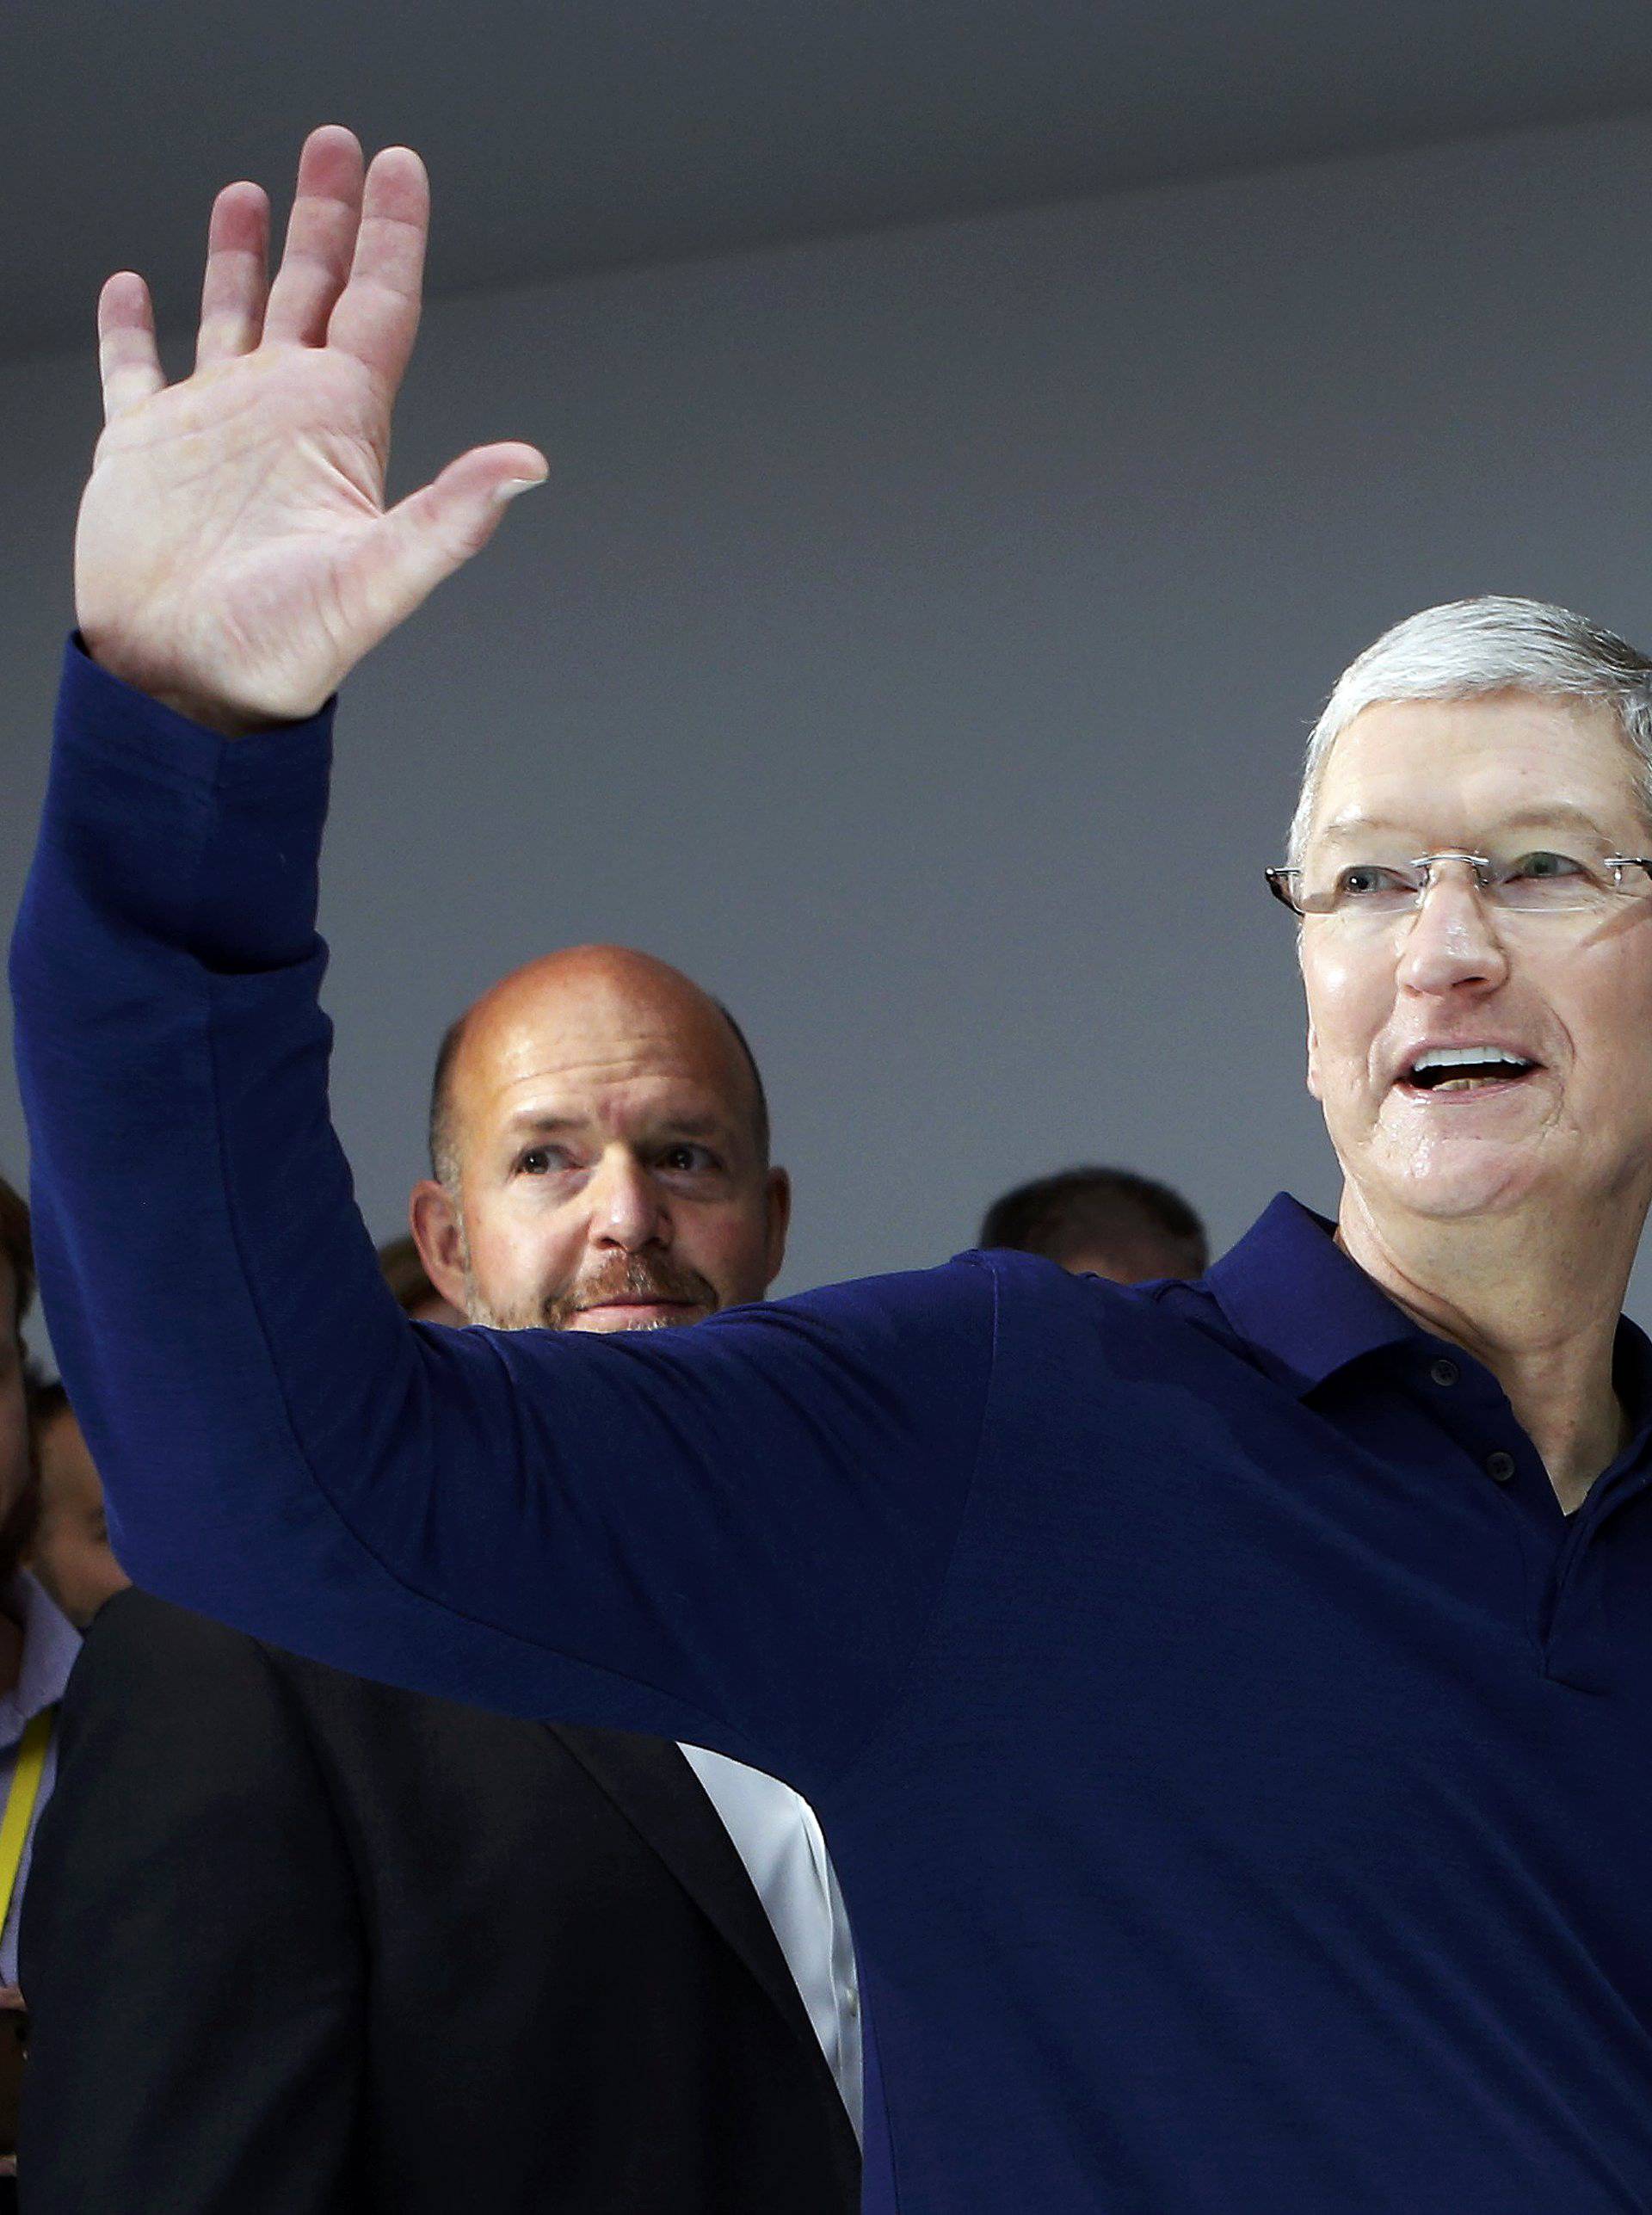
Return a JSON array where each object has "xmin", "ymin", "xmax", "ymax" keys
[
  {"xmin": 17, "ymin": 951, "xmax": 860, "ymax": 2215},
  {"xmin": 978, "ymin": 1165, "xmax": 1209, "ymax": 1283},
  {"xmin": 27, "ymin": 1383, "xmax": 129, "ymax": 1631},
  {"xmin": 23, "ymin": 1231, "xmax": 453, "ymax": 1636},
  {"xmin": 0, "ymin": 1182, "xmax": 82, "ymax": 2206},
  {"xmin": 376, "ymin": 1231, "xmax": 464, "ymax": 1326}
]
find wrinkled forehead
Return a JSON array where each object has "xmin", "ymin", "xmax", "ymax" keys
[
  {"xmin": 1307, "ymin": 692, "xmax": 1648, "ymax": 851},
  {"xmin": 459, "ymin": 990, "xmax": 751, "ymax": 1138}
]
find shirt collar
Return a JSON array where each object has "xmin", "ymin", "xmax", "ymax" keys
[
  {"xmin": 1204, "ymin": 1193, "xmax": 1421, "ymax": 1397},
  {"xmin": 0, "ymin": 1572, "xmax": 80, "ymax": 1747},
  {"xmin": 1209, "ymin": 1194, "xmax": 1652, "ymax": 1449},
  {"xmin": 1610, "ymin": 1315, "xmax": 1652, "ymax": 1466}
]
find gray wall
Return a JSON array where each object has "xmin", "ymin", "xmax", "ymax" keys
[{"xmin": 4, "ymin": 108, "xmax": 1652, "ymax": 1323}]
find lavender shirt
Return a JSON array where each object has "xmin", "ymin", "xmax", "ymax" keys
[{"xmin": 0, "ymin": 1573, "xmax": 81, "ymax": 1986}]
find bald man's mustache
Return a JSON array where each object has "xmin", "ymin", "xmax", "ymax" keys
[{"xmin": 541, "ymin": 1254, "xmax": 720, "ymax": 1331}]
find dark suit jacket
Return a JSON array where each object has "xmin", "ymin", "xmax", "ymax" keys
[{"xmin": 16, "ymin": 1588, "xmax": 860, "ymax": 2213}]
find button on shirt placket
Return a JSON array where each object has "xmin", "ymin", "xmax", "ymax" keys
[
  {"xmin": 1421, "ymin": 1342, "xmax": 1604, "ymax": 1678},
  {"xmin": 1534, "ymin": 1441, "xmax": 1652, "ymax": 1687}
]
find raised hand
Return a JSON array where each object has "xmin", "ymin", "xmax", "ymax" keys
[{"xmin": 76, "ymin": 127, "xmax": 547, "ymax": 734}]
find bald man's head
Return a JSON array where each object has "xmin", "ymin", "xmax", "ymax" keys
[
  {"xmin": 410, "ymin": 947, "xmax": 789, "ymax": 1334},
  {"xmin": 429, "ymin": 950, "xmax": 769, "ymax": 1189}
]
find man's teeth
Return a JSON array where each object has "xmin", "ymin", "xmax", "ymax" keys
[{"xmin": 1409, "ymin": 1046, "xmax": 1536, "ymax": 1090}]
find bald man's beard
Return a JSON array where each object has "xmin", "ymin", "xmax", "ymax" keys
[{"xmin": 461, "ymin": 1249, "xmax": 721, "ymax": 1332}]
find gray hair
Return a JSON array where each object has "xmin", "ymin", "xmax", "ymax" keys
[{"xmin": 1286, "ymin": 595, "xmax": 1652, "ymax": 868}]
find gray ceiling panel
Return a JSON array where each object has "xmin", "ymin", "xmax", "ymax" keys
[{"xmin": 4, "ymin": 0, "xmax": 1652, "ymax": 362}]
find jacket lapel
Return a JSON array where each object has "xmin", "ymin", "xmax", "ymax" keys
[{"xmin": 549, "ymin": 1724, "xmax": 856, "ymax": 2150}]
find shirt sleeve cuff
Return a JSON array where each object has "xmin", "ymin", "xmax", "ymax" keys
[
  {"xmin": 59, "ymin": 633, "xmax": 337, "ymax": 788},
  {"xmin": 46, "ymin": 634, "xmax": 336, "ymax": 971}
]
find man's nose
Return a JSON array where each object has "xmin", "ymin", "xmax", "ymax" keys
[
  {"xmin": 1395, "ymin": 873, "xmax": 1512, "ymax": 997},
  {"xmin": 588, "ymin": 1151, "xmax": 669, "ymax": 1249}
]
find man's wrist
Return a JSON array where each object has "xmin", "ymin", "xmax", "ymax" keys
[
  {"xmin": 65, "ymin": 633, "xmax": 336, "ymax": 756},
  {"xmin": 45, "ymin": 634, "xmax": 336, "ymax": 973},
  {"xmin": 77, "ymin": 632, "xmax": 305, "ymax": 739}
]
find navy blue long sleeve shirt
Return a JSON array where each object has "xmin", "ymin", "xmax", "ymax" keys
[{"xmin": 17, "ymin": 640, "xmax": 1652, "ymax": 2212}]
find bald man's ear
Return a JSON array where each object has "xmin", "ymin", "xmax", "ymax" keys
[
  {"xmin": 762, "ymin": 1168, "xmax": 792, "ymax": 1291},
  {"xmin": 410, "ymin": 1180, "xmax": 471, "ymax": 1316}
]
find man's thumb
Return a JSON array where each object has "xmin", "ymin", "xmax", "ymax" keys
[{"xmin": 364, "ymin": 442, "xmax": 548, "ymax": 633}]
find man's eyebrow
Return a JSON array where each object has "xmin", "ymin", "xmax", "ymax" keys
[
  {"xmin": 1317, "ymin": 802, "xmax": 1619, "ymax": 845},
  {"xmin": 502, "ymin": 1109, "xmax": 586, "ymax": 1136}
]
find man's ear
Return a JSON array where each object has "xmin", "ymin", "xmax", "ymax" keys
[
  {"xmin": 1296, "ymin": 922, "xmax": 1324, "ymax": 1101},
  {"xmin": 410, "ymin": 1181, "xmax": 470, "ymax": 1313},
  {"xmin": 762, "ymin": 1167, "xmax": 792, "ymax": 1290}
]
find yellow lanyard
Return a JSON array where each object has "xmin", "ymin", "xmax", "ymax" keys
[{"xmin": 0, "ymin": 1711, "xmax": 53, "ymax": 1934}]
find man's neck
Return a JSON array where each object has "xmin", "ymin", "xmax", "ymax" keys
[{"xmin": 1336, "ymin": 1188, "xmax": 1640, "ymax": 1515}]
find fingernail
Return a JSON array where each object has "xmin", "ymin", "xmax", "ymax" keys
[{"xmin": 496, "ymin": 476, "xmax": 546, "ymax": 503}]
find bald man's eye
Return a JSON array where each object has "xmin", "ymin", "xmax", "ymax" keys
[
  {"xmin": 517, "ymin": 1146, "xmax": 571, "ymax": 1176},
  {"xmin": 659, "ymin": 1144, "xmax": 722, "ymax": 1174}
]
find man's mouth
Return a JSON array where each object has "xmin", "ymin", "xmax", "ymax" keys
[
  {"xmin": 568, "ymin": 1293, "xmax": 707, "ymax": 1336},
  {"xmin": 544, "ymin": 1260, "xmax": 720, "ymax": 1331},
  {"xmin": 1398, "ymin": 1045, "xmax": 1541, "ymax": 1095},
  {"xmin": 577, "ymin": 1296, "xmax": 696, "ymax": 1315}
]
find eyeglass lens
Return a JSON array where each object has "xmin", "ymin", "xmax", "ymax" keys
[{"xmin": 1290, "ymin": 849, "xmax": 1652, "ymax": 917}]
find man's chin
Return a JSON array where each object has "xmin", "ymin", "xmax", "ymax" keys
[{"xmin": 1367, "ymin": 1146, "xmax": 1549, "ymax": 1224}]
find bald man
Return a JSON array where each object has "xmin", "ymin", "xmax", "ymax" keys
[
  {"xmin": 410, "ymin": 945, "xmax": 790, "ymax": 1335},
  {"xmin": 17, "ymin": 951, "xmax": 860, "ymax": 2215}
]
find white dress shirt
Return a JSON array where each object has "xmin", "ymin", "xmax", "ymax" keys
[{"xmin": 680, "ymin": 1743, "xmax": 862, "ymax": 2140}]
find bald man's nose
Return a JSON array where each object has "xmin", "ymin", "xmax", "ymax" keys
[{"xmin": 587, "ymin": 1150, "xmax": 670, "ymax": 1250}]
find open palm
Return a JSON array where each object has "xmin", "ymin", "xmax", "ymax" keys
[{"xmin": 76, "ymin": 127, "xmax": 546, "ymax": 734}]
